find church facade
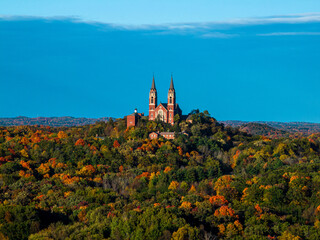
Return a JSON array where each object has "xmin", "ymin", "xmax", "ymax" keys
[{"xmin": 149, "ymin": 76, "xmax": 182, "ymax": 125}]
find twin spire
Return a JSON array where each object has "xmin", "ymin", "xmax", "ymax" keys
[{"xmin": 151, "ymin": 75, "xmax": 175, "ymax": 90}]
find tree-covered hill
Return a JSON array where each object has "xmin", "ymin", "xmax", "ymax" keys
[
  {"xmin": 238, "ymin": 122, "xmax": 289, "ymax": 137},
  {"xmin": 0, "ymin": 116, "xmax": 111, "ymax": 127},
  {"xmin": 221, "ymin": 120, "xmax": 320, "ymax": 136},
  {"xmin": 2, "ymin": 117, "xmax": 320, "ymax": 137},
  {"xmin": 1, "ymin": 111, "xmax": 320, "ymax": 239}
]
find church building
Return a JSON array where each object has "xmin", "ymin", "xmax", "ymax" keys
[{"xmin": 149, "ymin": 76, "xmax": 182, "ymax": 125}]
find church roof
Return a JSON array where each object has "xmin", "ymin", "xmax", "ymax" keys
[
  {"xmin": 151, "ymin": 76, "xmax": 156, "ymax": 90},
  {"xmin": 160, "ymin": 132, "xmax": 175, "ymax": 136},
  {"xmin": 161, "ymin": 103, "xmax": 167, "ymax": 108},
  {"xmin": 156, "ymin": 103, "xmax": 168, "ymax": 111}
]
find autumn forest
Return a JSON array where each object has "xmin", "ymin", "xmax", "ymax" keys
[{"xmin": 1, "ymin": 111, "xmax": 320, "ymax": 239}]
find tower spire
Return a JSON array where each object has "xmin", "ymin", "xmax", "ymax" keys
[
  {"xmin": 149, "ymin": 74, "xmax": 157, "ymax": 121},
  {"xmin": 169, "ymin": 74, "xmax": 174, "ymax": 90},
  {"xmin": 151, "ymin": 75, "xmax": 156, "ymax": 90}
]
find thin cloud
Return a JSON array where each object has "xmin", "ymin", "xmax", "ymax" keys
[
  {"xmin": 115, "ymin": 12, "xmax": 320, "ymax": 30},
  {"xmin": 1, "ymin": 13, "xmax": 320, "ymax": 39},
  {"xmin": 1, "ymin": 12, "xmax": 320, "ymax": 31},
  {"xmin": 201, "ymin": 32, "xmax": 239, "ymax": 39},
  {"xmin": 0, "ymin": 15, "xmax": 77, "ymax": 22},
  {"xmin": 258, "ymin": 32, "xmax": 320, "ymax": 36}
]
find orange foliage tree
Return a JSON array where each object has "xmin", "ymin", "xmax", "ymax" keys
[
  {"xmin": 75, "ymin": 139, "xmax": 85, "ymax": 146},
  {"xmin": 209, "ymin": 195, "xmax": 228, "ymax": 207},
  {"xmin": 214, "ymin": 206, "xmax": 236, "ymax": 219},
  {"xmin": 57, "ymin": 131, "xmax": 68, "ymax": 139}
]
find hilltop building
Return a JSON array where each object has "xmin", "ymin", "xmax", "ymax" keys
[
  {"xmin": 149, "ymin": 131, "xmax": 175, "ymax": 140},
  {"xmin": 126, "ymin": 108, "xmax": 144, "ymax": 127},
  {"xmin": 149, "ymin": 76, "xmax": 182, "ymax": 125},
  {"xmin": 126, "ymin": 75, "xmax": 183, "ymax": 128},
  {"xmin": 149, "ymin": 131, "xmax": 189, "ymax": 140}
]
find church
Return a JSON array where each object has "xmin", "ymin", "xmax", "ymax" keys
[{"xmin": 149, "ymin": 76, "xmax": 182, "ymax": 125}]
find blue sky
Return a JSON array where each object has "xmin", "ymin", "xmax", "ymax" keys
[
  {"xmin": 1, "ymin": 0, "xmax": 320, "ymax": 25},
  {"xmin": 0, "ymin": 1, "xmax": 320, "ymax": 122}
]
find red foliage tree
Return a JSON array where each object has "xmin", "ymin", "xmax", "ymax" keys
[{"xmin": 113, "ymin": 140, "xmax": 120, "ymax": 148}]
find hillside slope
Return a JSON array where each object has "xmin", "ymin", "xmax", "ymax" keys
[
  {"xmin": 221, "ymin": 120, "xmax": 320, "ymax": 136},
  {"xmin": 238, "ymin": 122, "xmax": 288, "ymax": 137}
]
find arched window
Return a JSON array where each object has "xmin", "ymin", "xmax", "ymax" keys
[
  {"xmin": 151, "ymin": 96, "xmax": 154, "ymax": 104},
  {"xmin": 170, "ymin": 96, "xmax": 172, "ymax": 104}
]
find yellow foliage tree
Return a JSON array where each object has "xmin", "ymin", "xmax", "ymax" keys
[
  {"xmin": 37, "ymin": 163, "xmax": 50, "ymax": 175},
  {"xmin": 179, "ymin": 201, "xmax": 192, "ymax": 210},
  {"xmin": 78, "ymin": 165, "xmax": 95, "ymax": 177},
  {"xmin": 168, "ymin": 181, "xmax": 179, "ymax": 191},
  {"xmin": 278, "ymin": 231, "xmax": 302, "ymax": 240},
  {"xmin": 57, "ymin": 131, "xmax": 67, "ymax": 139},
  {"xmin": 214, "ymin": 175, "xmax": 238, "ymax": 199},
  {"xmin": 171, "ymin": 224, "xmax": 199, "ymax": 240},
  {"xmin": 20, "ymin": 149, "xmax": 29, "ymax": 158}
]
